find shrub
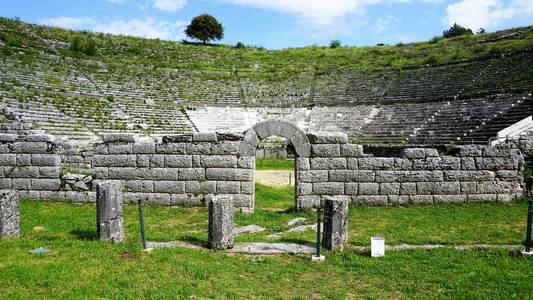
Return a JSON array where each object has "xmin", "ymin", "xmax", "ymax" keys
[
  {"xmin": 329, "ymin": 40, "xmax": 341, "ymax": 48},
  {"xmin": 476, "ymin": 28, "xmax": 486, "ymax": 34},
  {"xmin": 443, "ymin": 23, "xmax": 473, "ymax": 38},
  {"xmin": 185, "ymin": 14, "xmax": 224, "ymax": 44},
  {"xmin": 235, "ymin": 42, "xmax": 245, "ymax": 49},
  {"xmin": 70, "ymin": 35, "xmax": 97, "ymax": 56}
]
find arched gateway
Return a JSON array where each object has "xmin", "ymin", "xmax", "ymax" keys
[{"xmin": 239, "ymin": 120, "xmax": 311, "ymax": 210}]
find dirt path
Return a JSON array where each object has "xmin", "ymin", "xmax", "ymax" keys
[{"xmin": 255, "ymin": 170, "xmax": 295, "ymax": 186}]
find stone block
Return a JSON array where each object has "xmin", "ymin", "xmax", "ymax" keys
[
  {"xmin": 241, "ymin": 181, "xmax": 254, "ymax": 195},
  {"xmin": 358, "ymin": 157, "xmax": 394, "ymax": 170},
  {"xmin": 0, "ymin": 154, "xmax": 16, "ymax": 166},
  {"xmin": 108, "ymin": 167, "xmax": 144, "ymax": 180},
  {"xmin": 216, "ymin": 133, "xmax": 243, "ymax": 141},
  {"xmin": 310, "ymin": 158, "xmax": 346, "ymax": 170},
  {"xmin": 388, "ymin": 195, "xmax": 409, "ymax": 205},
  {"xmin": 297, "ymin": 195, "xmax": 321, "ymax": 209},
  {"xmin": 393, "ymin": 158, "xmax": 412, "ymax": 170},
  {"xmin": 425, "ymin": 149, "xmax": 439, "ymax": 157},
  {"xmin": 475, "ymin": 157, "xmax": 520, "ymax": 170},
  {"xmin": 6, "ymin": 166, "xmax": 39, "ymax": 178},
  {"xmin": 443, "ymin": 170, "xmax": 495, "ymax": 181},
  {"xmin": 108, "ymin": 144, "xmax": 132, "ymax": 154},
  {"xmin": 153, "ymin": 181, "xmax": 185, "ymax": 194},
  {"xmin": 434, "ymin": 195, "xmax": 466, "ymax": 203},
  {"xmin": 31, "ymin": 179, "xmax": 60, "ymax": 191},
  {"xmin": 208, "ymin": 195, "xmax": 234, "ymax": 250},
  {"xmin": 137, "ymin": 155, "xmax": 150, "ymax": 168},
  {"xmin": 237, "ymin": 157, "xmax": 255, "ymax": 169},
  {"xmin": 155, "ymin": 143, "xmax": 187, "ymax": 154},
  {"xmin": 311, "ymin": 144, "xmax": 340, "ymax": 157},
  {"xmin": 186, "ymin": 143, "xmax": 211, "ymax": 155},
  {"xmin": 351, "ymin": 195, "xmax": 387, "ymax": 206},
  {"xmin": 193, "ymin": 132, "xmax": 217, "ymax": 142},
  {"xmin": 93, "ymin": 155, "xmax": 137, "ymax": 167},
  {"xmin": 216, "ymin": 181, "xmax": 241, "ymax": 194},
  {"xmin": 31, "ymin": 154, "xmax": 61, "ymax": 166},
  {"xmin": 322, "ymin": 196, "xmax": 349, "ymax": 251},
  {"xmin": 467, "ymin": 194, "xmax": 497, "ymax": 202},
  {"xmin": 344, "ymin": 183, "xmax": 358, "ymax": 195},
  {"xmin": 297, "ymin": 170, "xmax": 328, "ymax": 183},
  {"xmin": 461, "ymin": 182, "xmax": 477, "ymax": 194},
  {"xmin": 461, "ymin": 157, "xmax": 476, "ymax": 170},
  {"xmin": 96, "ymin": 181, "xmax": 124, "ymax": 243},
  {"xmin": 0, "ymin": 191, "xmax": 20, "ymax": 238},
  {"xmin": 379, "ymin": 183, "xmax": 400, "ymax": 195},
  {"xmin": 0, "ymin": 179, "xmax": 12, "ymax": 189},
  {"xmin": 192, "ymin": 155, "xmax": 201, "ymax": 168},
  {"xmin": 346, "ymin": 158, "xmax": 358, "ymax": 170},
  {"xmin": 163, "ymin": 134, "xmax": 193, "ymax": 143},
  {"xmin": 340, "ymin": 144, "xmax": 364, "ymax": 157},
  {"xmin": 307, "ymin": 132, "xmax": 348, "ymax": 144},
  {"xmin": 495, "ymin": 170, "xmax": 522, "ymax": 181},
  {"xmin": 211, "ymin": 141, "xmax": 240, "ymax": 156},
  {"xmin": 0, "ymin": 134, "xmax": 16, "ymax": 142},
  {"xmin": 312, "ymin": 182, "xmax": 344, "ymax": 195},
  {"xmin": 417, "ymin": 182, "xmax": 459, "ymax": 195},
  {"xmin": 16, "ymin": 154, "xmax": 31, "ymax": 166},
  {"xmin": 206, "ymin": 168, "xmax": 252, "ymax": 181},
  {"xmin": 38, "ymin": 167, "xmax": 60, "ymax": 179},
  {"xmin": 329, "ymin": 170, "xmax": 374, "ymax": 182},
  {"xmin": 410, "ymin": 195, "xmax": 434, "ymax": 204},
  {"xmin": 456, "ymin": 145, "xmax": 483, "ymax": 157},
  {"xmin": 477, "ymin": 182, "xmax": 511, "ymax": 194},
  {"xmin": 375, "ymin": 171, "xmax": 443, "ymax": 183},
  {"xmin": 124, "ymin": 180, "xmax": 143, "ymax": 193},
  {"xmin": 201, "ymin": 155, "xmax": 237, "ymax": 168},
  {"xmin": 132, "ymin": 142, "xmax": 156, "ymax": 154},
  {"xmin": 102, "ymin": 133, "xmax": 135, "ymax": 143},
  {"xmin": 164, "ymin": 155, "xmax": 192, "ymax": 168},
  {"xmin": 358, "ymin": 183, "xmax": 379, "ymax": 195},
  {"xmin": 297, "ymin": 183, "xmax": 313, "ymax": 196},
  {"xmin": 150, "ymin": 155, "xmax": 165, "ymax": 167},
  {"xmin": 178, "ymin": 168, "xmax": 206, "ymax": 181},
  {"xmin": 184, "ymin": 181, "xmax": 216, "ymax": 194},
  {"xmin": 93, "ymin": 168, "xmax": 108, "ymax": 180},
  {"xmin": 402, "ymin": 148, "xmax": 426, "ymax": 159},
  {"xmin": 10, "ymin": 142, "xmax": 48, "ymax": 154},
  {"xmin": 149, "ymin": 168, "xmax": 180, "ymax": 181}
]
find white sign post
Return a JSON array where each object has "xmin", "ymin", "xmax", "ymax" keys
[{"xmin": 371, "ymin": 236, "xmax": 385, "ymax": 257}]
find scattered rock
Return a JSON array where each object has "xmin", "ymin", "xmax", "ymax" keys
[
  {"xmin": 29, "ymin": 247, "xmax": 51, "ymax": 255},
  {"xmin": 228, "ymin": 242, "xmax": 315, "ymax": 254},
  {"xmin": 233, "ymin": 225, "xmax": 266, "ymax": 236},
  {"xmin": 287, "ymin": 217, "xmax": 307, "ymax": 226}
]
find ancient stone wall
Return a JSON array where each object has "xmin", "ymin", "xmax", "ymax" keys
[
  {"xmin": 296, "ymin": 132, "xmax": 524, "ymax": 207},
  {"xmin": 0, "ymin": 125, "xmax": 525, "ymax": 211},
  {"xmin": 92, "ymin": 133, "xmax": 254, "ymax": 211}
]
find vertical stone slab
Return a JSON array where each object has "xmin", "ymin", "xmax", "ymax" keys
[
  {"xmin": 96, "ymin": 181, "xmax": 124, "ymax": 243},
  {"xmin": 0, "ymin": 191, "xmax": 20, "ymax": 238},
  {"xmin": 208, "ymin": 195, "xmax": 234, "ymax": 250},
  {"xmin": 322, "ymin": 196, "xmax": 349, "ymax": 251}
]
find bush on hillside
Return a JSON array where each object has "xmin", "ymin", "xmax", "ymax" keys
[
  {"xmin": 70, "ymin": 35, "xmax": 97, "ymax": 56},
  {"xmin": 443, "ymin": 23, "xmax": 473, "ymax": 38},
  {"xmin": 185, "ymin": 14, "xmax": 224, "ymax": 44}
]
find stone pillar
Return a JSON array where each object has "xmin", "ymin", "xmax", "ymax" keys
[
  {"xmin": 322, "ymin": 196, "xmax": 349, "ymax": 251},
  {"xmin": 0, "ymin": 191, "xmax": 20, "ymax": 238},
  {"xmin": 96, "ymin": 181, "xmax": 124, "ymax": 243},
  {"xmin": 208, "ymin": 195, "xmax": 234, "ymax": 250}
]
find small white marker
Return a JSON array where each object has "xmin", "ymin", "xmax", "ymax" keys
[{"xmin": 371, "ymin": 236, "xmax": 385, "ymax": 257}]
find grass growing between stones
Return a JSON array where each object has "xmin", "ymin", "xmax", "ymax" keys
[{"xmin": 0, "ymin": 193, "xmax": 531, "ymax": 298}]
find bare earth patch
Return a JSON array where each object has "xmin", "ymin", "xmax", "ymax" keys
[{"xmin": 255, "ymin": 170, "xmax": 294, "ymax": 186}]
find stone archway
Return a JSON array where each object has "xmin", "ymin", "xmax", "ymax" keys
[{"xmin": 239, "ymin": 120, "xmax": 310, "ymax": 210}]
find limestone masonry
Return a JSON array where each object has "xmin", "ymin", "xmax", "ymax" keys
[{"xmin": 0, "ymin": 120, "xmax": 526, "ymax": 210}]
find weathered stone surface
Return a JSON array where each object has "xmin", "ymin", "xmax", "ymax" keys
[
  {"xmin": 0, "ymin": 191, "xmax": 20, "ymax": 238},
  {"xmin": 108, "ymin": 144, "xmax": 132, "ymax": 154},
  {"xmin": 186, "ymin": 143, "xmax": 211, "ymax": 155},
  {"xmin": 103, "ymin": 133, "xmax": 135, "ymax": 144},
  {"xmin": 379, "ymin": 183, "xmax": 400, "ymax": 195},
  {"xmin": 358, "ymin": 158, "xmax": 395, "ymax": 170},
  {"xmin": 184, "ymin": 181, "xmax": 216, "ymax": 194},
  {"xmin": 340, "ymin": 144, "xmax": 364, "ymax": 157},
  {"xmin": 208, "ymin": 195, "xmax": 234, "ymax": 250},
  {"xmin": 206, "ymin": 168, "xmax": 252, "ymax": 181},
  {"xmin": 358, "ymin": 183, "xmax": 379, "ymax": 195},
  {"xmin": 307, "ymin": 132, "xmax": 348, "ymax": 144},
  {"xmin": 352, "ymin": 195, "xmax": 387, "ymax": 206},
  {"xmin": 312, "ymin": 182, "xmax": 344, "ymax": 195},
  {"xmin": 201, "ymin": 155, "xmax": 237, "ymax": 168},
  {"xmin": 211, "ymin": 141, "xmax": 241, "ymax": 155},
  {"xmin": 153, "ymin": 181, "xmax": 185, "ymax": 194},
  {"xmin": 311, "ymin": 144, "xmax": 340, "ymax": 157},
  {"xmin": 322, "ymin": 196, "xmax": 349, "ymax": 251},
  {"xmin": 132, "ymin": 142, "xmax": 156, "ymax": 154},
  {"xmin": 217, "ymin": 181, "xmax": 240, "ymax": 194},
  {"xmin": 310, "ymin": 158, "xmax": 346, "ymax": 170},
  {"xmin": 233, "ymin": 225, "xmax": 265, "ymax": 236},
  {"xmin": 434, "ymin": 195, "xmax": 466, "ymax": 203},
  {"xmin": 193, "ymin": 132, "xmax": 217, "ymax": 142},
  {"xmin": 96, "ymin": 181, "xmax": 124, "ymax": 243},
  {"xmin": 164, "ymin": 155, "xmax": 192, "ymax": 168},
  {"xmin": 93, "ymin": 155, "xmax": 137, "ymax": 167},
  {"xmin": 402, "ymin": 148, "xmax": 426, "ymax": 159},
  {"xmin": 329, "ymin": 170, "xmax": 374, "ymax": 182}
]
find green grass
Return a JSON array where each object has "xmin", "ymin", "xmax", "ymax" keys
[
  {"xmin": 0, "ymin": 187, "xmax": 531, "ymax": 298},
  {"xmin": 255, "ymin": 157, "xmax": 295, "ymax": 170}
]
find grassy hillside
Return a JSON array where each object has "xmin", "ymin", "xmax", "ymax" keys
[{"xmin": 1, "ymin": 17, "xmax": 532, "ymax": 74}]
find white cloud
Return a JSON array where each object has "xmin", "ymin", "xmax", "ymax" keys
[
  {"xmin": 107, "ymin": 0, "xmax": 125, "ymax": 3},
  {"xmin": 41, "ymin": 17, "xmax": 186, "ymax": 41},
  {"xmin": 371, "ymin": 15, "xmax": 401, "ymax": 33},
  {"xmin": 153, "ymin": 0, "xmax": 187, "ymax": 12},
  {"xmin": 94, "ymin": 18, "xmax": 186, "ymax": 40},
  {"xmin": 40, "ymin": 17, "xmax": 96, "ymax": 29},
  {"xmin": 444, "ymin": 0, "xmax": 533, "ymax": 30}
]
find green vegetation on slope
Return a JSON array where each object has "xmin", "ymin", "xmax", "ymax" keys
[
  {"xmin": 1, "ymin": 17, "xmax": 532, "ymax": 74},
  {"xmin": 0, "ymin": 198, "xmax": 531, "ymax": 298}
]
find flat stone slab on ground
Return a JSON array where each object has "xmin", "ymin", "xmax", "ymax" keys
[
  {"xmin": 287, "ymin": 217, "xmax": 307, "ymax": 226},
  {"xmin": 233, "ymin": 225, "xmax": 266, "ymax": 236},
  {"xmin": 228, "ymin": 242, "xmax": 315, "ymax": 254}
]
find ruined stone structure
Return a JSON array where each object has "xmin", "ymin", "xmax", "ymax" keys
[
  {"xmin": 0, "ymin": 190, "xmax": 20, "ymax": 238},
  {"xmin": 96, "ymin": 181, "xmax": 125, "ymax": 243},
  {"xmin": 0, "ymin": 120, "xmax": 526, "ymax": 210},
  {"xmin": 208, "ymin": 195, "xmax": 234, "ymax": 250}
]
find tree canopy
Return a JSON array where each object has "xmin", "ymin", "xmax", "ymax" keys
[{"xmin": 185, "ymin": 14, "xmax": 224, "ymax": 44}]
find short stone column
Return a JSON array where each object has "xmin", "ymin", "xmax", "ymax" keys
[
  {"xmin": 208, "ymin": 195, "xmax": 234, "ymax": 250},
  {"xmin": 0, "ymin": 191, "xmax": 20, "ymax": 238},
  {"xmin": 322, "ymin": 196, "xmax": 349, "ymax": 251},
  {"xmin": 96, "ymin": 181, "xmax": 124, "ymax": 243}
]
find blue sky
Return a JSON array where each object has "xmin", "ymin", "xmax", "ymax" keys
[{"xmin": 2, "ymin": 0, "xmax": 532, "ymax": 49}]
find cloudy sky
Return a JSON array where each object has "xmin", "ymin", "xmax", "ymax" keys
[{"xmin": 2, "ymin": 0, "xmax": 532, "ymax": 49}]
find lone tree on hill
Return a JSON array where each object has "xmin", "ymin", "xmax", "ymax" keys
[
  {"xmin": 443, "ymin": 23, "xmax": 473, "ymax": 38},
  {"xmin": 185, "ymin": 14, "xmax": 224, "ymax": 44}
]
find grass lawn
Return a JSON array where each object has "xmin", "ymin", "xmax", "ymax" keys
[
  {"xmin": 0, "ymin": 186, "xmax": 532, "ymax": 298},
  {"xmin": 255, "ymin": 157, "xmax": 295, "ymax": 170}
]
